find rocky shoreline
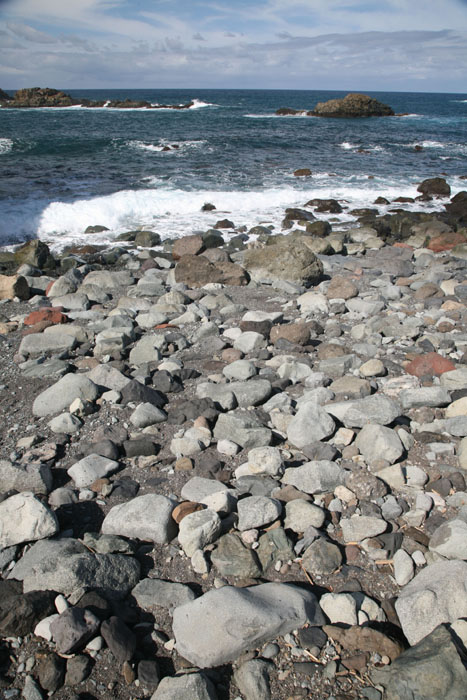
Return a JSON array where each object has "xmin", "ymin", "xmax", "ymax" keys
[
  {"xmin": 1, "ymin": 178, "xmax": 467, "ymax": 700},
  {"xmin": 0, "ymin": 87, "xmax": 197, "ymax": 110}
]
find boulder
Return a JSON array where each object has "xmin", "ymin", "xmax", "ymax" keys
[
  {"xmin": 243, "ymin": 238, "xmax": 323, "ymax": 287},
  {"xmin": 172, "ymin": 582, "xmax": 324, "ymax": 667},
  {"xmin": 0, "ymin": 274, "xmax": 29, "ymax": 300},
  {"xmin": 0, "ymin": 493, "xmax": 58, "ymax": 548},
  {"xmin": 311, "ymin": 93, "xmax": 394, "ymax": 118},
  {"xmin": 174, "ymin": 255, "xmax": 248, "ymax": 287},
  {"xmin": 14, "ymin": 240, "xmax": 53, "ymax": 268},
  {"xmin": 417, "ymin": 177, "xmax": 451, "ymax": 197},
  {"xmin": 101, "ymin": 494, "xmax": 177, "ymax": 544}
]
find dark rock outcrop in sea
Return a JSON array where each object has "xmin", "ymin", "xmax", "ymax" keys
[
  {"xmin": 0, "ymin": 87, "xmax": 196, "ymax": 110},
  {"xmin": 276, "ymin": 92, "xmax": 395, "ymax": 118}
]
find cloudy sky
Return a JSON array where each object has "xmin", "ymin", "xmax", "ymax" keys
[{"xmin": 1, "ymin": 0, "xmax": 467, "ymax": 91}]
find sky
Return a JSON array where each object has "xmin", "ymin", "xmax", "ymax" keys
[{"xmin": 0, "ymin": 0, "xmax": 467, "ymax": 92}]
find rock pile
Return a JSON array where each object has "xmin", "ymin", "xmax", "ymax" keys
[
  {"xmin": 0, "ymin": 182, "xmax": 467, "ymax": 699},
  {"xmin": 276, "ymin": 93, "xmax": 395, "ymax": 118}
]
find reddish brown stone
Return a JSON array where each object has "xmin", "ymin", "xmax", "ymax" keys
[
  {"xmin": 428, "ymin": 231, "xmax": 467, "ymax": 252},
  {"xmin": 24, "ymin": 308, "xmax": 68, "ymax": 326},
  {"xmin": 172, "ymin": 501, "xmax": 204, "ymax": 524},
  {"xmin": 393, "ymin": 242, "xmax": 414, "ymax": 250},
  {"xmin": 405, "ymin": 352, "xmax": 456, "ymax": 378},
  {"xmin": 294, "ymin": 168, "xmax": 312, "ymax": 177},
  {"xmin": 172, "ymin": 234, "xmax": 205, "ymax": 261},
  {"xmin": 174, "ymin": 255, "xmax": 248, "ymax": 287},
  {"xmin": 174, "ymin": 458, "xmax": 194, "ymax": 472},
  {"xmin": 323, "ymin": 625, "xmax": 404, "ymax": 662},
  {"xmin": 270, "ymin": 321, "xmax": 310, "ymax": 346},
  {"xmin": 221, "ymin": 348, "xmax": 243, "ymax": 362}
]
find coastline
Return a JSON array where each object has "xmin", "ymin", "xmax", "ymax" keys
[{"xmin": 0, "ymin": 182, "xmax": 466, "ymax": 698}]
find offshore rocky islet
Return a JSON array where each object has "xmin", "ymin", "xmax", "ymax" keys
[{"xmin": 0, "ymin": 179, "xmax": 467, "ymax": 699}]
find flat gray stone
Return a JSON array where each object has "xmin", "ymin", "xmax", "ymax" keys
[
  {"xmin": 132, "ymin": 578, "xmax": 196, "ymax": 611},
  {"xmin": 324, "ymin": 394, "xmax": 401, "ymax": 428},
  {"xmin": 287, "ymin": 403, "xmax": 336, "ymax": 448},
  {"xmin": 228, "ymin": 379, "xmax": 272, "ymax": 408},
  {"xmin": 19, "ymin": 333, "xmax": 76, "ymax": 359},
  {"xmin": 213, "ymin": 410, "xmax": 272, "ymax": 448},
  {"xmin": 20, "ymin": 358, "xmax": 69, "ymax": 378},
  {"xmin": 341, "ymin": 515, "xmax": 387, "ymax": 543},
  {"xmin": 151, "ymin": 673, "xmax": 218, "ymax": 700},
  {"xmin": 355, "ymin": 424, "xmax": 404, "ymax": 464},
  {"xmin": 372, "ymin": 624, "xmax": 467, "ymax": 700},
  {"xmin": 0, "ymin": 460, "xmax": 52, "ymax": 495},
  {"xmin": 0, "ymin": 493, "xmax": 58, "ymax": 548},
  {"xmin": 236, "ymin": 496, "xmax": 282, "ymax": 531},
  {"xmin": 400, "ymin": 386, "xmax": 452, "ymax": 410},
  {"xmin": 9, "ymin": 538, "xmax": 140, "ymax": 598},
  {"xmin": 68, "ymin": 454, "xmax": 120, "ymax": 488},
  {"xmin": 48, "ymin": 412, "xmax": 82, "ymax": 435},
  {"xmin": 32, "ymin": 373, "xmax": 99, "ymax": 417},
  {"xmin": 282, "ymin": 461, "xmax": 345, "ymax": 494},
  {"xmin": 180, "ymin": 477, "xmax": 229, "ymax": 503},
  {"xmin": 172, "ymin": 582, "xmax": 324, "ymax": 667},
  {"xmin": 87, "ymin": 364, "xmax": 130, "ymax": 391},
  {"xmin": 101, "ymin": 494, "xmax": 177, "ymax": 544},
  {"xmin": 223, "ymin": 360, "xmax": 257, "ymax": 381},
  {"xmin": 440, "ymin": 368, "xmax": 467, "ymax": 391},
  {"xmin": 395, "ymin": 560, "xmax": 467, "ymax": 645}
]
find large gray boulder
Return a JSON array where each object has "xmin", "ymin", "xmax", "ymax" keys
[
  {"xmin": 372, "ymin": 624, "xmax": 467, "ymax": 700},
  {"xmin": 395, "ymin": 560, "xmax": 467, "ymax": 645},
  {"xmin": 32, "ymin": 373, "xmax": 99, "ymax": 417},
  {"xmin": 243, "ymin": 238, "xmax": 323, "ymax": 287},
  {"xmin": 172, "ymin": 582, "xmax": 324, "ymax": 667},
  {"xmin": 9, "ymin": 538, "xmax": 140, "ymax": 598}
]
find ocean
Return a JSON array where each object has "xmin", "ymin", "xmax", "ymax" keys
[{"xmin": 0, "ymin": 88, "xmax": 466, "ymax": 251}]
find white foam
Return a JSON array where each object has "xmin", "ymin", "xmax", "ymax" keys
[
  {"xmin": 244, "ymin": 113, "xmax": 310, "ymax": 119},
  {"xmin": 340, "ymin": 141, "xmax": 359, "ymax": 150},
  {"xmin": 125, "ymin": 139, "xmax": 207, "ymax": 153},
  {"xmin": 0, "ymin": 138, "xmax": 13, "ymax": 155}
]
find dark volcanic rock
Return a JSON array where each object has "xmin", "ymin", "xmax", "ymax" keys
[
  {"xmin": 9, "ymin": 87, "xmax": 78, "ymax": 107},
  {"xmin": 311, "ymin": 93, "xmax": 394, "ymax": 118},
  {"xmin": 174, "ymin": 254, "xmax": 248, "ymax": 287},
  {"xmin": 417, "ymin": 177, "xmax": 451, "ymax": 197},
  {"xmin": 0, "ymin": 584, "xmax": 56, "ymax": 637}
]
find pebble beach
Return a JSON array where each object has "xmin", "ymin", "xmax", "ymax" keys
[{"xmin": 1, "ymin": 177, "xmax": 467, "ymax": 699}]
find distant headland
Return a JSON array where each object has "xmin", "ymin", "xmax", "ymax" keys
[{"xmin": 0, "ymin": 86, "xmax": 196, "ymax": 110}]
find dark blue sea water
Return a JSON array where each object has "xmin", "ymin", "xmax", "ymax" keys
[{"xmin": 0, "ymin": 89, "xmax": 466, "ymax": 250}]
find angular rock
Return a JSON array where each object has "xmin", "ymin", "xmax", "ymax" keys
[
  {"xmin": 282, "ymin": 461, "xmax": 345, "ymax": 495},
  {"xmin": 132, "ymin": 578, "xmax": 196, "ymax": 611},
  {"xmin": 237, "ymin": 496, "xmax": 282, "ymax": 531},
  {"xmin": 355, "ymin": 424, "xmax": 404, "ymax": 464},
  {"xmin": 406, "ymin": 352, "xmax": 456, "ymax": 378},
  {"xmin": 32, "ymin": 373, "xmax": 99, "ymax": 417},
  {"xmin": 101, "ymin": 616, "xmax": 136, "ymax": 662},
  {"xmin": 372, "ymin": 625, "xmax": 467, "ymax": 700},
  {"xmin": 341, "ymin": 515, "xmax": 387, "ymax": 543},
  {"xmin": 287, "ymin": 403, "xmax": 336, "ymax": 448},
  {"xmin": 50, "ymin": 607, "xmax": 100, "ymax": 654},
  {"xmin": 323, "ymin": 624, "xmax": 403, "ymax": 662},
  {"xmin": 234, "ymin": 659, "xmax": 271, "ymax": 700},
  {"xmin": 178, "ymin": 508, "xmax": 221, "ymax": 557},
  {"xmin": 429, "ymin": 518, "xmax": 467, "ymax": 559},
  {"xmin": 172, "ymin": 582, "xmax": 324, "ymax": 667},
  {"xmin": 9, "ymin": 538, "xmax": 140, "ymax": 598},
  {"xmin": 213, "ymin": 410, "xmax": 272, "ymax": 448},
  {"xmin": 0, "ymin": 273, "xmax": 29, "ymax": 300},
  {"xmin": 101, "ymin": 494, "xmax": 177, "ymax": 544},
  {"xmin": 211, "ymin": 533, "xmax": 262, "ymax": 578},
  {"xmin": 325, "ymin": 394, "xmax": 401, "ymax": 428},
  {"xmin": 68, "ymin": 453, "xmax": 120, "ymax": 487},
  {"xmin": 395, "ymin": 560, "xmax": 467, "ymax": 645},
  {"xmin": 151, "ymin": 673, "xmax": 218, "ymax": 700},
  {"xmin": 243, "ymin": 238, "xmax": 323, "ymax": 286},
  {"xmin": 174, "ymin": 254, "xmax": 248, "ymax": 287},
  {"xmin": 0, "ymin": 460, "xmax": 52, "ymax": 495},
  {"xmin": 0, "ymin": 492, "xmax": 58, "ymax": 548},
  {"xmin": 302, "ymin": 538, "xmax": 342, "ymax": 576}
]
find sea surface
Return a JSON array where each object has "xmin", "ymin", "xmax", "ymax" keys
[{"xmin": 0, "ymin": 88, "xmax": 466, "ymax": 251}]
